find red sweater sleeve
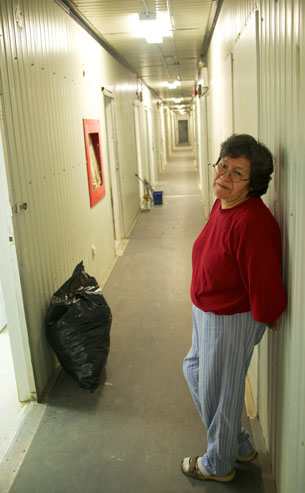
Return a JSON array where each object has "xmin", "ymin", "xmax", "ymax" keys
[{"xmin": 234, "ymin": 207, "xmax": 287, "ymax": 323}]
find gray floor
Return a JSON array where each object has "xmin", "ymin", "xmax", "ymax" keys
[{"xmin": 9, "ymin": 147, "xmax": 265, "ymax": 493}]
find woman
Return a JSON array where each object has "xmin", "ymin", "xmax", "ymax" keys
[{"xmin": 181, "ymin": 134, "xmax": 287, "ymax": 482}]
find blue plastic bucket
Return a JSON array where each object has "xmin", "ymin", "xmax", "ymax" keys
[{"xmin": 153, "ymin": 191, "xmax": 163, "ymax": 205}]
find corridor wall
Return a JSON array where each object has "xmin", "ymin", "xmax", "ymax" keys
[
  {"xmin": 196, "ymin": 1, "xmax": 305, "ymax": 492},
  {"xmin": 152, "ymin": 104, "xmax": 165, "ymax": 176},
  {"xmin": 0, "ymin": 0, "xmax": 158, "ymax": 399},
  {"xmin": 195, "ymin": 96, "xmax": 210, "ymax": 217},
  {"xmin": 140, "ymin": 86, "xmax": 160, "ymax": 187},
  {"xmin": 163, "ymin": 107, "xmax": 171, "ymax": 160}
]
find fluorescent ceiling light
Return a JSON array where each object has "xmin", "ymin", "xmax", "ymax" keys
[
  {"xmin": 146, "ymin": 32, "xmax": 163, "ymax": 44},
  {"xmin": 130, "ymin": 12, "xmax": 172, "ymax": 44},
  {"xmin": 167, "ymin": 80, "xmax": 181, "ymax": 89},
  {"xmin": 161, "ymin": 81, "xmax": 181, "ymax": 89}
]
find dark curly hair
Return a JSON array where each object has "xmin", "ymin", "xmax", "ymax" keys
[{"xmin": 217, "ymin": 134, "xmax": 274, "ymax": 197}]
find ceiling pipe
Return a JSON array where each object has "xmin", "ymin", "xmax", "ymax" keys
[
  {"xmin": 142, "ymin": 0, "xmax": 150, "ymax": 13},
  {"xmin": 158, "ymin": 46, "xmax": 172, "ymax": 82},
  {"xmin": 200, "ymin": 0, "xmax": 224, "ymax": 62}
]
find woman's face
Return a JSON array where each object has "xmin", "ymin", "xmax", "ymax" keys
[{"xmin": 212, "ymin": 155, "xmax": 251, "ymax": 209}]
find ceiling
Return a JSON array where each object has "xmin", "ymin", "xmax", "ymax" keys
[{"xmin": 58, "ymin": 0, "xmax": 222, "ymax": 111}]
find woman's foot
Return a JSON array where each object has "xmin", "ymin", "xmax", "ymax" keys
[{"xmin": 181, "ymin": 456, "xmax": 236, "ymax": 482}]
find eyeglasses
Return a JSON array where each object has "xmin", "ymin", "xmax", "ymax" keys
[{"xmin": 211, "ymin": 162, "xmax": 250, "ymax": 183}]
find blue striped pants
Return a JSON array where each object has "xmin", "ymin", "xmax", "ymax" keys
[{"xmin": 183, "ymin": 305, "xmax": 266, "ymax": 476}]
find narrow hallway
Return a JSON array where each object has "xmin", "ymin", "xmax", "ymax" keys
[{"xmin": 9, "ymin": 148, "xmax": 264, "ymax": 493}]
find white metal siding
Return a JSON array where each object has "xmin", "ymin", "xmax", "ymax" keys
[{"xmin": 258, "ymin": 2, "xmax": 305, "ymax": 491}]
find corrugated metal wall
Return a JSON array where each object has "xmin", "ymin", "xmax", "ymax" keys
[
  {"xmin": 201, "ymin": 1, "xmax": 305, "ymax": 491},
  {"xmin": 0, "ymin": 0, "xmax": 157, "ymax": 399},
  {"xmin": 258, "ymin": 1, "xmax": 305, "ymax": 491}
]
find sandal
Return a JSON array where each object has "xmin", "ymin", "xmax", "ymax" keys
[
  {"xmin": 236, "ymin": 450, "xmax": 258, "ymax": 463},
  {"xmin": 181, "ymin": 456, "xmax": 236, "ymax": 482}
]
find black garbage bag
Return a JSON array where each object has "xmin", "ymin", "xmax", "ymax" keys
[{"xmin": 46, "ymin": 261, "xmax": 112, "ymax": 393}]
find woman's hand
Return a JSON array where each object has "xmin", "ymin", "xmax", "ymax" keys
[{"xmin": 267, "ymin": 321, "xmax": 277, "ymax": 331}]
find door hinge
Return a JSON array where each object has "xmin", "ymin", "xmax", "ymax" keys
[{"xmin": 14, "ymin": 202, "xmax": 28, "ymax": 213}]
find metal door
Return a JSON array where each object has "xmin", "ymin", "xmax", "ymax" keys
[
  {"xmin": 104, "ymin": 92, "xmax": 124, "ymax": 240},
  {"xmin": 178, "ymin": 120, "xmax": 189, "ymax": 143},
  {"xmin": 0, "ymin": 123, "xmax": 35, "ymax": 402}
]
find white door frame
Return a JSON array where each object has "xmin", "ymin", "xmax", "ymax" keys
[
  {"xmin": 0, "ymin": 281, "xmax": 6, "ymax": 331},
  {"xmin": 0, "ymin": 123, "xmax": 35, "ymax": 402},
  {"xmin": 133, "ymin": 101, "xmax": 145, "ymax": 203},
  {"xmin": 144, "ymin": 107, "xmax": 155, "ymax": 185},
  {"xmin": 103, "ymin": 89, "xmax": 124, "ymax": 240},
  {"xmin": 160, "ymin": 107, "xmax": 167, "ymax": 170}
]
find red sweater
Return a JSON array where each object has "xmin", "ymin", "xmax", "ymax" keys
[{"xmin": 191, "ymin": 198, "xmax": 287, "ymax": 323}]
